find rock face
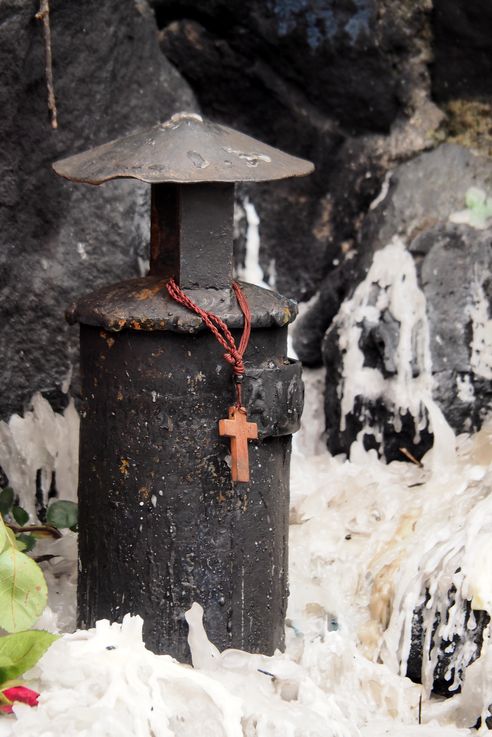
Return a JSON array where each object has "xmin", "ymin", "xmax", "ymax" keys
[
  {"xmin": 0, "ymin": 0, "xmax": 196, "ymax": 419},
  {"xmin": 432, "ymin": 0, "xmax": 492, "ymax": 103},
  {"xmin": 420, "ymin": 223, "xmax": 492, "ymax": 435},
  {"xmin": 152, "ymin": 0, "xmax": 435, "ymax": 300},
  {"xmin": 315, "ymin": 145, "xmax": 492, "ymax": 461}
]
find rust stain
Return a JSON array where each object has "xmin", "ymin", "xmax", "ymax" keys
[
  {"xmin": 134, "ymin": 283, "xmax": 165, "ymax": 301},
  {"xmin": 116, "ymin": 389, "xmax": 124, "ymax": 401},
  {"xmin": 108, "ymin": 318, "xmax": 126, "ymax": 331},
  {"xmin": 281, "ymin": 306, "xmax": 291, "ymax": 325},
  {"xmin": 138, "ymin": 485, "xmax": 150, "ymax": 501},
  {"xmin": 119, "ymin": 458, "xmax": 129, "ymax": 477},
  {"xmin": 130, "ymin": 320, "xmax": 142, "ymax": 330},
  {"xmin": 99, "ymin": 329, "xmax": 115, "ymax": 348}
]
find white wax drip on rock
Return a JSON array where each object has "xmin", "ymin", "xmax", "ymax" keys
[{"xmin": 335, "ymin": 237, "xmax": 433, "ymax": 442}]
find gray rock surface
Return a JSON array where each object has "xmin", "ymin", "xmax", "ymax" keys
[
  {"xmin": 317, "ymin": 144, "xmax": 492, "ymax": 461},
  {"xmin": 361, "ymin": 144, "xmax": 492, "ymax": 262},
  {"xmin": 0, "ymin": 0, "xmax": 196, "ymax": 419},
  {"xmin": 420, "ymin": 223, "xmax": 492, "ymax": 434}
]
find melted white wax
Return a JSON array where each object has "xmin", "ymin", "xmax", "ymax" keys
[
  {"xmin": 236, "ymin": 198, "xmax": 273, "ymax": 289},
  {"xmin": 3, "ymin": 241, "xmax": 492, "ymax": 735},
  {"xmin": 0, "ymin": 393, "xmax": 79, "ymax": 518},
  {"xmin": 4, "ymin": 401, "xmax": 492, "ymax": 736},
  {"xmin": 335, "ymin": 237, "xmax": 433, "ymax": 441}
]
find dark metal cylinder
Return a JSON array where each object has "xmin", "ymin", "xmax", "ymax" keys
[{"xmin": 75, "ymin": 283, "xmax": 303, "ymax": 660}]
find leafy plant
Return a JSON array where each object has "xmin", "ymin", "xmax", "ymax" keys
[
  {"xmin": 0, "ymin": 486, "xmax": 78, "ymax": 554},
  {"xmin": 0, "ymin": 488, "xmax": 75, "ymax": 716},
  {"xmin": 0, "ymin": 630, "xmax": 57, "ymax": 683},
  {"xmin": 46, "ymin": 500, "xmax": 78, "ymax": 531},
  {"xmin": 0, "ymin": 514, "xmax": 49, "ymax": 634},
  {"xmin": 450, "ymin": 186, "xmax": 492, "ymax": 229}
]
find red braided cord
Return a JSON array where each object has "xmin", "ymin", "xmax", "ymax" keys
[{"xmin": 166, "ymin": 279, "xmax": 251, "ymax": 388}]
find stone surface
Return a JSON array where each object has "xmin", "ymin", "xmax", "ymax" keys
[
  {"xmin": 420, "ymin": 223, "xmax": 492, "ymax": 434},
  {"xmin": 360, "ymin": 144, "xmax": 492, "ymax": 262},
  {"xmin": 152, "ymin": 0, "xmax": 434, "ymax": 300},
  {"xmin": 407, "ymin": 593, "xmax": 490, "ymax": 698},
  {"xmin": 315, "ymin": 144, "xmax": 492, "ymax": 461},
  {"xmin": 0, "ymin": 0, "xmax": 196, "ymax": 419},
  {"xmin": 432, "ymin": 0, "xmax": 492, "ymax": 103}
]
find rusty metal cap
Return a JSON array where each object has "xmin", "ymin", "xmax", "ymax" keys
[{"xmin": 52, "ymin": 112, "xmax": 314, "ymax": 185}]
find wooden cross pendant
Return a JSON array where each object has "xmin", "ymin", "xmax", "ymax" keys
[{"xmin": 219, "ymin": 406, "xmax": 258, "ymax": 483}]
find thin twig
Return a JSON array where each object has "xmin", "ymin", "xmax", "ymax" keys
[
  {"xmin": 399, "ymin": 447, "xmax": 423, "ymax": 468},
  {"xmin": 35, "ymin": 0, "xmax": 58, "ymax": 129},
  {"xmin": 7, "ymin": 523, "xmax": 62, "ymax": 539}
]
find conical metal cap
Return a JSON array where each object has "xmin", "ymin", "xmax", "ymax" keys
[{"xmin": 53, "ymin": 112, "xmax": 314, "ymax": 185}]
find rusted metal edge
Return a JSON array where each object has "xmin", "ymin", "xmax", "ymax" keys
[
  {"xmin": 66, "ymin": 278, "xmax": 298, "ymax": 332},
  {"xmin": 53, "ymin": 112, "xmax": 314, "ymax": 185}
]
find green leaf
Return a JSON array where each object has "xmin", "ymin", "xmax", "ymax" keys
[
  {"xmin": 0, "ymin": 630, "xmax": 58, "ymax": 682},
  {"xmin": 465, "ymin": 186, "xmax": 486, "ymax": 210},
  {"xmin": 0, "ymin": 547, "xmax": 48, "ymax": 632},
  {"xmin": 0, "ymin": 518, "xmax": 7, "ymax": 555},
  {"xmin": 5, "ymin": 527, "xmax": 16, "ymax": 547},
  {"xmin": 46, "ymin": 500, "xmax": 78, "ymax": 530},
  {"xmin": 12, "ymin": 507, "xmax": 29, "ymax": 527},
  {"xmin": 0, "ymin": 488, "xmax": 14, "ymax": 517},
  {"xmin": 16, "ymin": 534, "xmax": 35, "ymax": 553}
]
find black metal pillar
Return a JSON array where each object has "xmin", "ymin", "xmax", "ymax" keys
[
  {"xmin": 150, "ymin": 183, "xmax": 234, "ymax": 289},
  {"xmin": 53, "ymin": 111, "xmax": 313, "ymax": 661},
  {"xmin": 77, "ymin": 318, "xmax": 302, "ymax": 659}
]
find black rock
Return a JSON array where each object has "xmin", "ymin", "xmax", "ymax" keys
[
  {"xmin": 151, "ymin": 0, "xmax": 433, "ymax": 300},
  {"xmin": 407, "ymin": 588, "xmax": 490, "ymax": 698},
  {"xmin": 321, "ymin": 281, "xmax": 434, "ymax": 463},
  {"xmin": 154, "ymin": 0, "xmax": 428, "ymax": 135},
  {"xmin": 432, "ymin": 0, "xmax": 492, "ymax": 103},
  {"xmin": 317, "ymin": 144, "xmax": 492, "ymax": 459},
  {"xmin": 0, "ymin": 0, "xmax": 196, "ymax": 419},
  {"xmin": 292, "ymin": 257, "xmax": 362, "ymax": 366}
]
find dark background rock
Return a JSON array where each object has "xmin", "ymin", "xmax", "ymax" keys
[
  {"xmin": 152, "ymin": 0, "xmax": 434, "ymax": 300},
  {"xmin": 0, "ymin": 0, "xmax": 196, "ymax": 419},
  {"xmin": 432, "ymin": 0, "xmax": 492, "ymax": 103}
]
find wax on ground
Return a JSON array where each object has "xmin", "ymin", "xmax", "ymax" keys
[{"xmin": 2, "ymin": 409, "xmax": 491, "ymax": 736}]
